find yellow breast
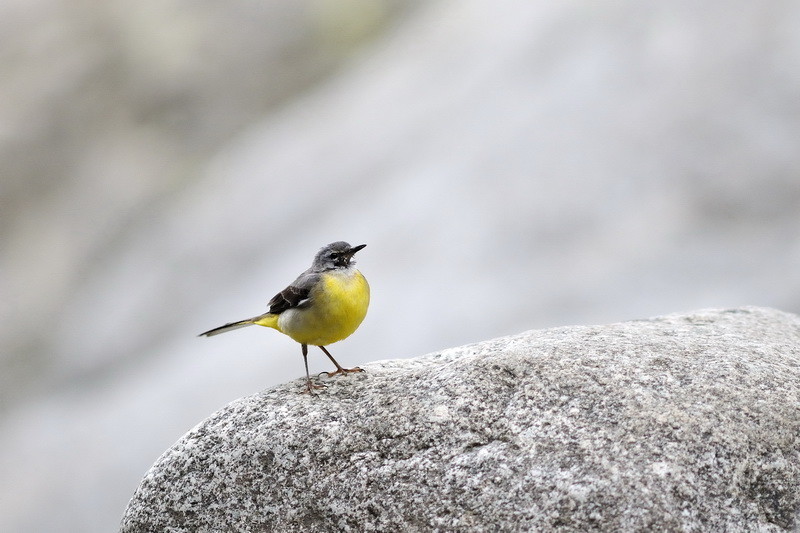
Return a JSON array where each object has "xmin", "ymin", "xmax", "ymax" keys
[{"xmin": 277, "ymin": 269, "xmax": 370, "ymax": 346}]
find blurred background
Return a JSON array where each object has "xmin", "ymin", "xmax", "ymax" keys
[{"xmin": 2, "ymin": 0, "xmax": 799, "ymax": 531}]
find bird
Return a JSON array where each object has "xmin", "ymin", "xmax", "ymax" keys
[{"xmin": 199, "ymin": 241, "xmax": 370, "ymax": 393}]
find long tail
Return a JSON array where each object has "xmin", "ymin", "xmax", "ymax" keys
[
  {"xmin": 198, "ymin": 313, "xmax": 278, "ymax": 337},
  {"xmin": 199, "ymin": 318, "xmax": 255, "ymax": 337}
]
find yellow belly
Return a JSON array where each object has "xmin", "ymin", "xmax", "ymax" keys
[{"xmin": 267, "ymin": 270, "xmax": 370, "ymax": 346}]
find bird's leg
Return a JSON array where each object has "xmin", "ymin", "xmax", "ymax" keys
[
  {"xmin": 318, "ymin": 345, "xmax": 364, "ymax": 377},
  {"xmin": 300, "ymin": 343, "xmax": 325, "ymax": 393}
]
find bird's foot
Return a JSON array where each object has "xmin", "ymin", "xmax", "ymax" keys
[
  {"xmin": 300, "ymin": 379, "xmax": 327, "ymax": 394},
  {"xmin": 319, "ymin": 366, "xmax": 364, "ymax": 378}
]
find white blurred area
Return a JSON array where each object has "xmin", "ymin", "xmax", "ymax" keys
[{"xmin": 2, "ymin": 0, "xmax": 800, "ymax": 531}]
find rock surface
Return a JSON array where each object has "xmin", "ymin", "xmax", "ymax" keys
[{"xmin": 121, "ymin": 307, "xmax": 800, "ymax": 532}]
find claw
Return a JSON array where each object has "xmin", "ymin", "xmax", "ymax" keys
[
  {"xmin": 317, "ymin": 346, "xmax": 365, "ymax": 379},
  {"xmin": 320, "ymin": 366, "xmax": 364, "ymax": 378},
  {"xmin": 299, "ymin": 379, "xmax": 327, "ymax": 394}
]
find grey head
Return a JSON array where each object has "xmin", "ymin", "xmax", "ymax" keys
[{"xmin": 311, "ymin": 241, "xmax": 367, "ymax": 271}]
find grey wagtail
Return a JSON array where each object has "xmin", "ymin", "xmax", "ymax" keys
[{"xmin": 199, "ymin": 241, "xmax": 369, "ymax": 393}]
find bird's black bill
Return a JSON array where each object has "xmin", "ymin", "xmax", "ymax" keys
[{"xmin": 347, "ymin": 244, "xmax": 367, "ymax": 256}]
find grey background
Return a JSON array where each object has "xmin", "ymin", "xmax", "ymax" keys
[{"xmin": 2, "ymin": 1, "xmax": 799, "ymax": 531}]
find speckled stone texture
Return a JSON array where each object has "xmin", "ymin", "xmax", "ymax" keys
[{"xmin": 121, "ymin": 307, "xmax": 800, "ymax": 532}]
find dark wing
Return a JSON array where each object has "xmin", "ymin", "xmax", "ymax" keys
[
  {"xmin": 267, "ymin": 285, "xmax": 310, "ymax": 314},
  {"xmin": 267, "ymin": 272, "xmax": 318, "ymax": 314}
]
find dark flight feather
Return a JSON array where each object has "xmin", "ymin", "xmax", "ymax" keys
[{"xmin": 268, "ymin": 284, "xmax": 311, "ymax": 314}]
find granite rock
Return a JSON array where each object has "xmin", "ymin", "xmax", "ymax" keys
[{"xmin": 121, "ymin": 307, "xmax": 800, "ymax": 532}]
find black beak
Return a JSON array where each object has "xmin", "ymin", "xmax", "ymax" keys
[{"xmin": 347, "ymin": 244, "xmax": 367, "ymax": 256}]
